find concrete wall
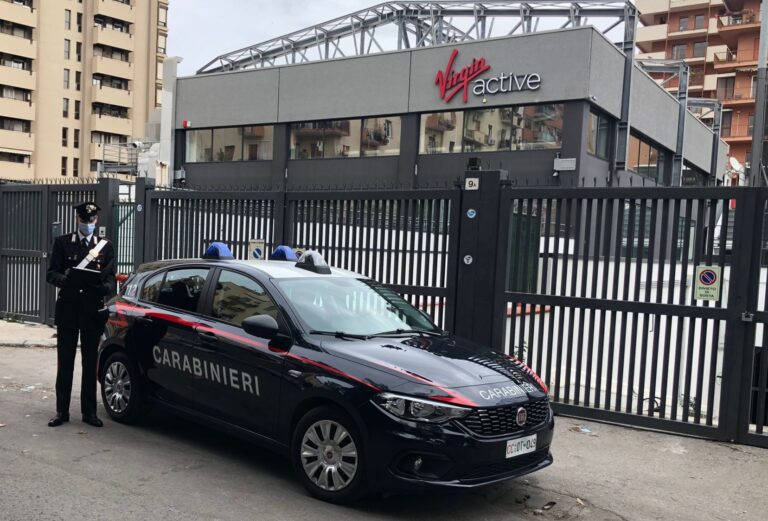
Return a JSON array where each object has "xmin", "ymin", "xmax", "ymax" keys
[
  {"xmin": 683, "ymin": 111, "xmax": 716, "ymax": 173},
  {"xmin": 587, "ymin": 31, "xmax": 625, "ymax": 118},
  {"xmin": 629, "ymin": 66, "xmax": 680, "ymax": 151}
]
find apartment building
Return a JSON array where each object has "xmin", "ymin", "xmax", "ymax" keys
[
  {"xmin": 0, "ymin": 0, "xmax": 168, "ymax": 180},
  {"xmin": 636, "ymin": 0, "xmax": 762, "ymax": 183}
]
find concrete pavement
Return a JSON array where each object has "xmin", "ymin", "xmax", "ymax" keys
[
  {"xmin": 0, "ymin": 319, "xmax": 57, "ymax": 348},
  {"xmin": 1, "ymin": 345, "xmax": 766, "ymax": 520}
]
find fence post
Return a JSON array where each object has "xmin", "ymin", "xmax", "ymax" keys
[
  {"xmin": 453, "ymin": 169, "xmax": 507, "ymax": 347},
  {"xmin": 133, "ymin": 177, "xmax": 154, "ymax": 269},
  {"xmin": 0, "ymin": 185, "xmax": 5, "ymax": 316},
  {"xmin": 720, "ymin": 188, "xmax": 762, "ymax": 442},
  {"xmin": 96, "ymin": 177, "xmax": 120, "ymax": 242}
]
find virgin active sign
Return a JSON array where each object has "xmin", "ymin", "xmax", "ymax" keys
[{"xmin": 694, "ymin": 266, "xmax": 722, "ymax": 301}]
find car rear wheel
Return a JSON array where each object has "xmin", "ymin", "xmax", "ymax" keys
[
  {"xmin": 100, "ymin": 352, "xmax": 146, "ymax": 424},
  {"xmin": 291, "ymin": 406, "xmax": 368, "ymax": 503}
]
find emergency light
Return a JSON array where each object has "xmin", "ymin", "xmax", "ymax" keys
[
  {"xmin": 203, "ymin": 242, "xmax": 234, "ymax": 260},
  {"xmin": 270, "ymin": 245, "xmax": 299, "ymax": 261},
  {"xmin": 295, "ymin": 250, "xmax": 331, "ymax": 274}
]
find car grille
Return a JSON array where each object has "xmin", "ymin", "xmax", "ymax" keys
[
  {"xmin": 458, "ymin": 399, "xmax": 550, "ymax": 437},
  {"xmin": 458, "ymin": 449, "xmax": 550, "ymax": 481}
]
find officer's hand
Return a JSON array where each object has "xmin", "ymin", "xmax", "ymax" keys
[{"xmin": 62, "ymin": 268, "xmax": 75, "ymax": 289}]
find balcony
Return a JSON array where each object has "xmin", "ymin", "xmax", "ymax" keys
[
  {"xmin": 718, "ymin": 13, "xmax": 761, "ymax": 47},
  {"xmin": 0, "ymin": 159, "xmax": 33, "ymax": 180},
  {"xmin": 713, "ymin": 47, "xmax": 759, "ymax": 70},
  {"xmin": 292, "ymin": 121, "xmax": 350, "ymax": 138},
  {"xmin": 636, "ymin": 0, "xmax": 670, "ymax": 24},
  {"xmin": 95, "ymin": 0, "xmax": 135, "ymax": 23},
  {"xmin": 716, "ymin": 86, "xmax": 756, "ymax": 107},
  {"xmin": 722, "ymin": 124, "xmax": 753, "ymax": 142},
  {"xmin": 425, "ymin": 114, "xmax": 456, "ymax": 132},
  {"xmin": 637, "ymin": 51, "xmax": 666, "ymax": 60},
  {"xmin": 669, "ymin": 0, "xmax": 720, "ymax": 10},
  {"xmin": 92, "ymin": 55, "xmax": 133, "ymax": 80},
  {"xmin": 91, "ymin": 113, "xmax": 132, "ymax": 135},
  {"xmin": 0, "ymin": 129, "xmax": 33, "ymax": 152},
  {"xmin": 93, "ymin": 26, "xmax": 133, "ymax": 51},
  {"xmin": 0, "ymin": 65, "xmax": 35, "ymax": 90},
  {"xmin": 1, "ymin": 1, "xmax": 37, "ymax": 28},
  {"xmin": 0, "ymin": 97, "xmax": 34, "ymax": 120},
  {"xmin": 0, "ymin": 32, "xmax": 36, "ymax": 60},
  {"xmin": 93, "ymin": 85, "xmax": 132, "ymax": 107},
  {"xmin": 637, "ymin": 24, "xmax": 668, "ymax": 52}
]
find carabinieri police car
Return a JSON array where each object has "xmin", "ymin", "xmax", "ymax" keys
[{"xmin": 99, "ymin": 245, "xmax": 554, "ymax": 503}]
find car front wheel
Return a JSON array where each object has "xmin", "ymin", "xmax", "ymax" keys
[
  {"xmin": 291, "ymin": 406, "xmax": 368, "ymax": 503},
  {"xmin": 100, "ymin": 351, "xmax": 146, "ymax": 424}
]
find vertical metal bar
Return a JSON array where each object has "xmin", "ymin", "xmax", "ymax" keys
[
  {"xmin": 625, "ymin": 199, "xmax": 647, "ymax": 413},
  {"xmin": 564, "ymin": 198, "xmax": 583, "ymax": 403},
  {"xmin": 615, "ymin": 199, "xmax": 635, "ymax": 411},
  {"xmin": 535, "ymin": 198, "xmax": 553, "ymax": 378},
  {"xmin": 545, "ymin": 199, "xmax": 563, "ymax": 391},
  {"xmin": 649, "ymin": 198, "xmax": 669, "ymax": 417},
  {"xmin": 577, "ymin": 198, "xmax": 598, "ymax": 406},
  {"xmin": 554, "ymin": 198, "xmax": 574, "ymax": 401},
  {"xmin": 637, "ymin": 198, "xmax": 658, "ymax": 415},
  {"xmin": 683, "ymin": 199, "xmax": 706, "ymax": 422}
]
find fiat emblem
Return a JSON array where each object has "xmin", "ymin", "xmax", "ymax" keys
[{"xmin": 516, "ymin": 407, "xmax": 527, "ymax": 427}]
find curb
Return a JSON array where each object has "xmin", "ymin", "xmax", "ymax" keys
[{"xmin": 0, "ymin": 342, "xmax": 57, "ymax": 348}]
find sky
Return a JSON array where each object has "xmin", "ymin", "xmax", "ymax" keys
[{"xmin": 167, "ymin": 0, "xmax": 378, "ymax": 76}]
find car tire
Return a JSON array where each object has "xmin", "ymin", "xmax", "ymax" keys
[
  {"xmin": 100, "ymin": 351, "xmax": 146, "ymax": 424},
  {"xmin": 291, "ymin": 405, "xmax": 368, "ymax": 503}
]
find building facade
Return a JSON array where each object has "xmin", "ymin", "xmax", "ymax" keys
[
  {"xmin": 169, "ymin": 27, "xmax": 727, "ymax": 190},
  {"xmin": 0, "ymin": 0, "xmax": 168, "ymax": 180},
  {"xmin": 636, "ymin": 0, "xmax": 761, "ymax": 182}
]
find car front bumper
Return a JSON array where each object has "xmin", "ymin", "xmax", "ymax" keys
[{"xmin": 359, "ymin": 402, "xmax": 555, "ymax": 491}]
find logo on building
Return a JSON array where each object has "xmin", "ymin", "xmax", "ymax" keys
[{"xmin": 435, "ymin": 49, "xmax": 542, "ymax": 104}]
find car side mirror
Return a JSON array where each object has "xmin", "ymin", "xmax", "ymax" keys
[{"xmin": 242, "ymin": 314, "xmax": 280, "ymax": 339}]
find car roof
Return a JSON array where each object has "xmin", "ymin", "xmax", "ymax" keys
[{"xmin": 137, "ymin": 258, "xmax": 366, "ymax": 280}]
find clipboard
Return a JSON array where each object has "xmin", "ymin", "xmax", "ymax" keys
[{"xmin": 69, "ymin": 266, "xmax": 103, "ymax": 287}]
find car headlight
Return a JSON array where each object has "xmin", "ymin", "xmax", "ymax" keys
[{"xmin": 373, "ymin": 393, "xmax": 471, "ymax": 423}]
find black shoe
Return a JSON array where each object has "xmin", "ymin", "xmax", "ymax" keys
[
  {"xmin": 82, "ymin": 414, "xmax": 103, "ymax": 427},
  {"xmin": 48, "ymin": 413, "xmax": 70, "ymax": 427}
]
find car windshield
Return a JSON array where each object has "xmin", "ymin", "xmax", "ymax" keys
[{"xmin": 274, "ymin": 277, "xmax": 441, "ymax": 337}]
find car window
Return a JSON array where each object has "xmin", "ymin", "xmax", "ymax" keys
[
  {"xmin": 154, "ymin": 268, "xmax": 209, "ymax": 313},
  {"xmin": 211, "ymin": 270, "xmax": 279, "ymax": 327},
  {"xmin": 141, "ymin": 271, "xmax": 165, "ymax": 302}
]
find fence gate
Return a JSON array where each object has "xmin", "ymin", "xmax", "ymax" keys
[{"xmin": 489, "ymin": 186, "xmax": 768, "ymax": 448}]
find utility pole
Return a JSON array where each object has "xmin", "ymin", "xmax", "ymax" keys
[{"xmin": 749, "ymin": 0, "xmax": 768, "ymax": 186}]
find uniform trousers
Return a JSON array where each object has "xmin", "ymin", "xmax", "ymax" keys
[{"xmin": 55, "ymin": 327, "xmax": 101, "ymax": 416}]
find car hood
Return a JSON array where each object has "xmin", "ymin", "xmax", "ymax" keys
[{"xmin": 316, "ymin": 334, "xmax": 548, "ymax": 407}]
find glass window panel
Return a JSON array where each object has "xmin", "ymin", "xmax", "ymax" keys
[
  {"xmin": 185, "ymin": 129, "xmax": 212, "ymax": 162},
  {"xmin": 157, "ymin": 269, "xmax": 209, "ymax": 313},
  {"xmin": 587, "ymin": 112, "xmax": 598, "ymax": 155},
  {"xmin": 648, "ymin": 146, "xmax": 659, "ymax": 182},
  {"xmin": 211, "ymin": 271, "xmax": 280, "ymax": 327},
  {"xmin": 462, "ymin": 108, "xmax": 514, "ymax": 152},
  {"xmin": 693, "ymin": 42, "xmax": 707, "ymax": 58},
  {"xmin": 243, "ymin": 125, "xmax": 273, "ymax": 160},
  {"xmin": 672, "ymin": 44, "xmax": 687, "ymax": 59},
  {"xmin": 638, "ymin": 139, "xmax": 651, "ymax": 178},
  {"xmin": 361, "ymin": 117, "xmax": 400, "ymax": 156},
  {"xmin": 695, "ymin": 14, "xmax": 706, "ymax": 30},
  {"xmin": 212, "ymin": 127, "xmax": 243, "ymax": 162},
  {"xmin": 514, "ymin": 104, "xmax": 564, "ymax": 151},
  {"xmin": 596, "ymin": 114, "xmax": 610, "ymax": 159},
  {"xmin": 419, "ymin": 111, "xmax": 463, "ymax": 154},
  {"xmin": 290, "ymin": 119, "xmax": 360, "ymax": 159},
  {"xmin": 679, "ymin": 17, "xmax": 688, "ymax": 31},
  {"xmin": 627, "ymin": 135, "xmax": 640, "ymax": 172}
]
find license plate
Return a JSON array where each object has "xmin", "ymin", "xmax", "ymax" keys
[{"xmin": 506, "ymin": 434, "xmax": 537, "ymax": 459}]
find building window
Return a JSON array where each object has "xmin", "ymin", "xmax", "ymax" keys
[
  {"xmin": 156, "ymin": 60, "xmax": 163, "ymax": 81},
  {"xmin": 243, "ymin": 125, "xmax": 273, "ymax": 160},
  {"xmin": 76, "ymin": 42, "xmax": 82, "ymax": 62},
  {"xmin": 77, "ymin": 12, "xmax": 83, "ymax": 33},
  {"xmin": 75, "ymin": 71, "xmax": 81, "ymax": 91},
  {"xmin": 63, "ymin": 68, "xmax": 70, "ymax": 89},
  {"xmin": 419, "ymin": 111, "xmax": 463, "ymax": 154},
  {"xmin": 155, "ymin": 85, "xmax": 162, "ymax": 107},
  {"xmin": 672, "ymin": 44, "xmax": 687, "ymax": 60},
  {"xmin": 694, "ymin": 14, "xmax": 706, "ymax": 30},
  {"xmin": 212, "ymin": 127, "xmax": 243, "ymax": 161},
  {"xmin": 74, "ymin": 100, "xmax": 80, "ymax": 120},
  {"xmin": 91, "ymin": 160, "xmax": 101, "ymax": 172},
  {"xmin": 73, "ymin": 158, "xmax": 79, "ymax": 178},
  {"xmin": 627, "ymin": 133, "xmax": 665, "ymax": 183},
  {"xmin": 361, "ymin": 117, "xmax": 400, "ymax": 156},
  {"xmin": 62, "ymin": 98, "xmax": 69, "ymax": 118},
  {"xmin": 0, "ymin": 116, "xmax": 31, "ymax": 133},
  {"xmin": 62, "ymin": 127, "xmax": 68, "ymax": 147},
  {"xmin": 64, "ymin": 39, "xmax": 71, "ymax": 60},
  {"xmin": 158, "ymin": 33, "xmax": 167, "ymax": 54},
  {"xmin": 61, "ymin": 157, "xmax": 67, "ymax": 176},
  {"xmin": 0, "ymin": 21, "xmax": 33, "ymax": 40},
  {"xmin": 717, "ymin": 77, "xmax": 735, "ymax": 100},
  {"xmin": 693, "ymin": 42, "xmax": 707, "ymax": 58},
  {"xmin": 74, "ymin": 129, "xmax": 80, "ymax": 148},
  {"xmin": 65, "ymin": 10, "xmax": 71, "ymax": 30},
  {"xmin": 678, "ymin": 17, "xmax": 688, "ymax": 31},
  {"xmin": 290, "ymin": 120, "xmax": 361, "ymax": 159},
  {"xmin": 721, "ymin": 111, "xmax": 732, "ymax": 137},
  {"xmin": 0, "ymin": 152, "xmax": 30, "ymax": 164},
  {"xmin": 0, "ymin": 85, "xmax": 31, "ymax": 102},
  {"xmin": 185, "ymin": 129, "xmax": 212, "ymax": 162},
  {"xmin": 587, "ymin": 110, "xmax": 611, "ymax": 160},
  {"xmin": 158, "ymin": 5, "xmax": 168, "ymax": 27}
]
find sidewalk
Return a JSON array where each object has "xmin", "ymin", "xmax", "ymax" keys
[{"xmin": 0, "ymin": 319, "xmax": 57, "ymax": 347}]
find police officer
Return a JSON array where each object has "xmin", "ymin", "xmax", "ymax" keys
[{"xmin": 46, "ymin": 202, "xmax": 116, "ymax": 428}]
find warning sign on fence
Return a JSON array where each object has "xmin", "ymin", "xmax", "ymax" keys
[{"xmin": 694, "ymin": 265, "xmax": 721, "ymax": 301}]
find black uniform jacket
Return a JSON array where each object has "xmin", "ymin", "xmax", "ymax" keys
[{"xmin": 47, "ymin": 233, "xmax": 117, "ymax": 330}]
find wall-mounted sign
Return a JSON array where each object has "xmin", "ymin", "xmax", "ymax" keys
[
  {"xmin": 435, "ymin": 49, "xmax": 541, "ymax": 104},
  {"xmin": 694, "ymin": 265, "xmax": 721, "ymax": 301}
]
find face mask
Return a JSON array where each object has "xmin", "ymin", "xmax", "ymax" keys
[{"xmin": 78, "ymin": 223, "xmax": 96, "ymax": 236}]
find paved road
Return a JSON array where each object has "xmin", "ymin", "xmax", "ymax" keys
[{"xmin": 1, "ymin": 347, "xmax": 766, "ymax": 521}]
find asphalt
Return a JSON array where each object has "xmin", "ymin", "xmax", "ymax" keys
[{"xmin": 0, "ymin": 343, "xmax": 767, "ymax": 521}]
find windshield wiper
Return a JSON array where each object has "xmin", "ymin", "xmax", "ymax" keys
[
  {"xmin": 308, "ymin": 330, "xmax": 369, "ymax": 340},
  {"xmin": 369, "ymin": 329, "xmax": 446, "ymax": 338}
]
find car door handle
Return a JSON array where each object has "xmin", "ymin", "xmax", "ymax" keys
[
  {"xmin": 136, "ymin": 316, "xmax": 155, "ymax": 325},
  {"xmin": 196, "ymin": 329, "xmax": 218, "ymax": 342}
]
